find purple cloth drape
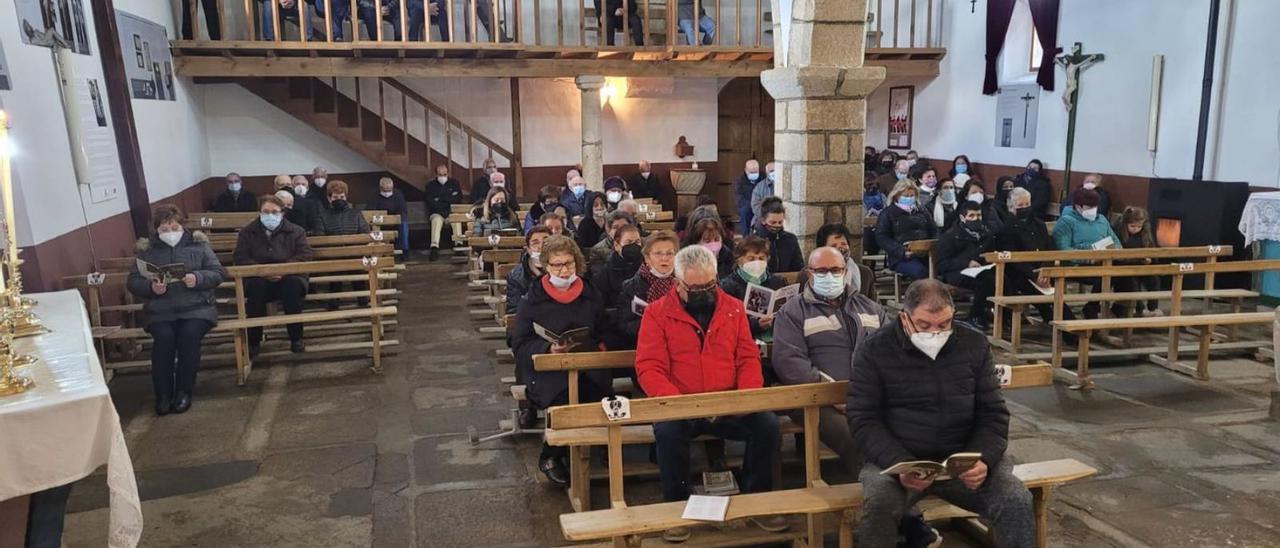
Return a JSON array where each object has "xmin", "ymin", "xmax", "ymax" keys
[
  {"xmin": 983, "ymin": 0, "xmax": 1017, "ymax": 95},
  {"xmin": 1029, "ymin": 0, "xmax": 1062, "ymax": 91}
]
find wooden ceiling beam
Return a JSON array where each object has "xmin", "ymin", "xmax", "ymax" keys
[{"xmin": 174, "ymin": 56, "xmax": 772, "ymax": 78}]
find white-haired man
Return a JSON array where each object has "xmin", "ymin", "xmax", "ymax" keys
[{"xmin": 635, "ymin": 245, "xmax": 785, "ymax": 543}]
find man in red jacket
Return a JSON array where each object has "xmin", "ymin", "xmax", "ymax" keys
[{"xmin": 636, "ymin": 245, "xmax": 784, "ymax": 543}]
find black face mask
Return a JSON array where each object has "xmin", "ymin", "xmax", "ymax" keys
[
  {"xmin": 1015, "ymin": 207, "xmax": 1033, "ymax": 220},
  {"xmin": 766, "ymin": 225, "xmax": 784, "ymax": 234},
  {"xmin": 683, "ymin": 289, "xmax": 717, "ymax": 313},
  {"xmin": 331, "ymin": 199, "xmax": 349, "ymax": 210},
  {"xmin": 544, "ymin": 201, "xmax": 559, "ymax": 210},
  {"xmin": 492, "ymin": 202, "xmax": 509, "ymax": 215},
  {"xmin": 620, "ymin": 243, "xmax": 643, "ymax": 263},
  {"xmin": 962, "ymin": 219, "xmax": 986, "ymax": 233}
]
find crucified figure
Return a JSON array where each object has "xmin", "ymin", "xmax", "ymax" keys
[{"xmin": 1056, "ymin": 42, "xmax": 1105, "ymax": 111}]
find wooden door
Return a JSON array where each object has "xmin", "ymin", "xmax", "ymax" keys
[{"xmin": 716, "ymin": 78, "xmax": 774, "ymax": 219}]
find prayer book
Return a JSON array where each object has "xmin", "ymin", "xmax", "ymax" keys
[
  {"xmin": 700, "ymin": 471, "xmax": 740, "ymax": 496},
  {"xmin": 135, "ymin": 258, "xmax": 188, "ymax": 284},
  {"xmin": 630, "ymin": 296, "xmax": 648, "ymax": 316},
  {"xmin": 533, "ymin": 323, "xmax": 592, "ymax": 350},
  {"xmin": 743, "ymin": 283, "xmax": 800, "ymax": 318},
  {"xmin": 1091, "ymin": 236, "xmax": 1116, "ymax": 250},
  {"xmin": 681, "ymin": 495, "xmax": 731, "ymax": 522},
  {"xmin": 960, "ymin": 264, "xmax": 995, "ymax": 278},
  {"xmin": 880, "ymin": 452, "xmax": 983, "ymax": 481}
]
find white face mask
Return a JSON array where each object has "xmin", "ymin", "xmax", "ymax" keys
[
  {"xmin": 314, "ymin": 177, "xmax": 327, "ymax": 187},
  {"xmin": 640, "ymin": 171, "xmax": 651, "ymax": 178},
  {"xmin": 593, "ymin": 208, "xmax": 607, "ymax": 218},
  {"xmin": 740, "ymin": 260, "xmax": 767, "ymax": 279},
  {"xmin": 492, "ymin": 180, "xmax": 506, "ymax": 188},
  {"xmin": 380, "ymin": 191, "xmax": 393, "ymax": 198},
  {"xmin": 293, "ymin": 185, "xmax": 308, "ymax": 196},
  {"xmin": 228, "ymin": 182, "xmax": 242, "ymax": 193},
  {"xmin": 1083, "ymin": 181, "xmax": 1098, "ymax": 190},
  {"xmin": 650, "ymin": 268, "xmax": 672, "ymax": 279},
  {"xmin": 967, "ymin": 193, "xmax": 984, "ymax": 204},
  {"xmin": 159, "ymin": 230, "xmax": 183, "ymax": 247},
  {"xmin": 530, "ymin": 250, "xmax": 542, "ymax": 266},
  {"xmin": 1080, "ymin": 207, "xmax": 1099, "ymax": 221},
  {"xmin": 606, "ymin": 191, "xmax": 622, "ymax": 203},
  {"xmin": 910, "ymin": 330, "xmax": 952, "ymax": 360},
  {"xmin": 549, "ymin": 273, "xmax": 577, "ymax": 289}
]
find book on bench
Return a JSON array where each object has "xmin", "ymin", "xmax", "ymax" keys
[
  {"xmin": 533, "ymin": 323, "xmax": 592, "ymax": 351},
  {"xmin": 880, "ymin": 452, "xmax": 983, "ymax": 481},
  {"xmin": 135, "ymin": 258, "xmax": 189, "ymax": 284}
]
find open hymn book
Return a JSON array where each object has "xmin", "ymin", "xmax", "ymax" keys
[
  {"xmin": 135, "ymin": 259, "xmax": 189, "ymax": 284},
  {"xmin": 533, "ymin": 323, "xmax": 592, "ymax": 351},
  {"xmin": 880, "ymin": 452, "xmax": 983, "ymax": 481}
]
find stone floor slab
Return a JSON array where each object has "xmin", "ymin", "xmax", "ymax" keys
[
  {"xmin": 269, "ymin": 413, "xmax": 378, "ymax": 450},
  {"xmin": 1101, "ymin": 427, "xmax": 1270, "ymax": 469},
  {"xmin": 1003, "ymin": 384, "xmax": 1171, "ymax": 425},
  {"xmin": 411, "ymin": 407, "xmax": 509, "ymax": 436},
  {"xmin": 413, "ymin": 486, "xmax": 537, "ymax": 547},
  {"xmin": 1094, "ymin": 372, "xmax": 1256, "ymax": 414},
  {"xmin": 411, "ymin": 436, "xmax": 526, "ymax": 486}
]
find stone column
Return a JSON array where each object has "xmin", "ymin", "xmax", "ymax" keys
[
  {"xmin": 575, "ymin": 75, "xmax": 606, "ymax": 191},
  {"xmin": 761, "ymin": 0, "xmax": 884, "ymax": 256}
]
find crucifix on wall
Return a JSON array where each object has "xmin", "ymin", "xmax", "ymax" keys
[
  {"xmin": 1019, "ymin": 92, "xmax": 1035, "ymax": 138},
  {"xmin": 1056, "ymin": 42, "xmax": 1105, "ymax": 200}
]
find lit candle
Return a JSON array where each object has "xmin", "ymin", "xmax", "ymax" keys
[{"xmin": 0, "ymin": 110, "xmax": 14, "ymax": 294}]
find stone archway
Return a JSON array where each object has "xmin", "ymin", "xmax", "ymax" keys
[{"xmin": 760, "ymin": 0, "xmax": 884, "ymax": 255}]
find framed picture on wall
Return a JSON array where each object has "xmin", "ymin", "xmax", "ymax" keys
[{"xmin": 888, "ymin": 86, "xmax": 913, "ymax": 149}]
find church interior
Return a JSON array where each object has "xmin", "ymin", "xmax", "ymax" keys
[{"xmin": 1, "ymin": 0, "xmax": 1279, "ymax": 546}]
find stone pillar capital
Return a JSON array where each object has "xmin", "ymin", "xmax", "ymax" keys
[
  {"xmin": 575, "ymin": 75, "xmax": 607, "ymax": 91},
  {"xmin": 760, "ymin": 66, "xmax": 885, "ymax": 101}
]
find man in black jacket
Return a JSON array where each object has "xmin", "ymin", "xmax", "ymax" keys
[
  {"xmin": 211, "ymin": 173, "xmax": 256, "ymax": 212},
  {"xmin": 628, "ymin": 160, "xmax": 660, "ymax": 199},
  {"xmin": 426, "ymin": 165, "xmax": 464, "ymax": 260},
  {"xmin": 848, "ymin": 280, "xmax": 1033, "ymax": 548},
  {"xmin": 369, "ymin": 177, "xmax": 411, "ymax": 252},
  {"xmin": 752, "ymin": 198, "xmax": 804, "ymax": 273}
]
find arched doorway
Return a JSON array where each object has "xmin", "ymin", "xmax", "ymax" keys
[{"xmin": 714, "ymin": 77, "xmax": 774, "ymax": 224}]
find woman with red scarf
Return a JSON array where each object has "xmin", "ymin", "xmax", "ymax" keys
[
  {"xmin": 614, "ymin": 231, "xmax": 680, "ymax": 349},
  {"xmin": 511, "ymin": 235, "xmax": 613, "ymax": 485}
]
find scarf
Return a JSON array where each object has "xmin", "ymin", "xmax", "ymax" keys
[
  {"xmin": 932, "ymin": 199, "xmax": 953, "ymax": 228},
  {"xmin": 639, "ymin": 264, "xmax": 676, "ymax": 303},
  {"xmin": 541, "ymin": 275, "xmax": 584, "ymax": 304}
]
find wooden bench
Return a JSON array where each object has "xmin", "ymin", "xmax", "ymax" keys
[
  {"xmin": 221, "ymin": 256, "xmax": 400, "ymax": 385},
  {"xmin": 983, "ymin": 245, "xmax": 1237, "ymax": 353},
  {"xmin": 191, "ymin": 210, "xmax": 398, "ymax": 232},
  {"xmin": 551, "ymin": 381, "xmax": 1091, "ymax": 547},
  {"xmin": 1041, "ymin": 259, "xmax": 1280, "ymax": 388}
]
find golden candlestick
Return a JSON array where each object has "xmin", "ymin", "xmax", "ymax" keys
[{"xmin": 0, "ymin": 111, "xmax": 45, "ymax": 340}]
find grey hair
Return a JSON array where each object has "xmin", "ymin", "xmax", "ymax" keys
[
  {"xmin": 616, "ymin": 198, "xmax": 639, "ymax": 214},
  {"xmin": 1007, "ymin": 187, "xmax": 1032, "ymax": 212},
  {"xmin": 903, "ymin": 279, "xmax": 954, "ymax": 313},
  {"xmin": 674, "ymin": 245, "xmax": 718, "ymax": 281}
]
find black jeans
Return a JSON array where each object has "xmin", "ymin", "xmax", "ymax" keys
[
  {"xmin": 181, "ymin": 0, "xmax": 222, "ymax": 40},
  {"xmin": 1113, "ymin": 275, "xmax": 1161, "ymax": 315},
  {"xmin": 597, "ymin": 5, "xmax": 644, "ymax": 45},
  {"xmin": 25, "ymin": 484, "xmax": 73, "ymax": 548},
  {"xmin": 148, "ymin": 318, "xmax": 214, "ymax": 401},
  {"xmin": 537, "ymin": 380, "xmax": 611, "ymax": 460},
  {"xmin": 653, "ymin": 412, "xmax": 780, "ymax": 501},
  {"xmin": 243, "ymin": 275, "xmax": 308, "ymax": 345},
  {"xmin": 1078, "ymin": 277, "xmax": 1104, "ymax": 319},
  {"xmin": 944, "ymin": 268, "xmax": 996, "ymax": 319}
]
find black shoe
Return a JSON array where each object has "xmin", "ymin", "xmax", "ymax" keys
[
  {"xmin": 155, "ymin": 395, "xmax": 172, "ymax": 416},
  {"xmin": 539, "ymin": 455, "xmax": 569, "ymax": 485},
  {"xmin": 291, "ymin": 340, "xmax": 306, "ymax": 353},
  {"xmin": 172, "ymin": 392, "xmax": 192, "ymax": 414},
  {"xmin": 429, "ymin": 247, "xmax": 439, "ymax": 261},
  {"xmin": 517, "ymin": 407, "xmax": 538, "ymax": 429},
  {"xmin": 249, "ymin": 344, "xmax": 261, "ymax": 360},
  {"xmin": 899, "ymin": 513, "xmax": 942, "ymax": 548}
]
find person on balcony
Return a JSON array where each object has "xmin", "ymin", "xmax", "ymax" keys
[
  {"xmin": 181, "ymin": 0, "xmax": 221, "ymax": 40},
  {"xmin": 257, "ymin": 0, "xmax": 314, "ymax": 41},
  {"xmin": 597, "ymin": 0, "xmax": 643, "ymax": 45},
  {"xmin": 463, "ymin": 0, "xmax": 508, "ymax": 42},
  {"xmin": 676, "ymin": 0, "xmax": 715, "ymax": 45}
]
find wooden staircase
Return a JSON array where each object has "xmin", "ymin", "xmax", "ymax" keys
[{"xmin": 237, "ymin": 77, "xmax": 519, "ymax": 191}]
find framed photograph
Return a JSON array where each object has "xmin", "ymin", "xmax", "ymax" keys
[{"xmin": 887, "ymin": 86, "xmax": 914, "ymax": 150}]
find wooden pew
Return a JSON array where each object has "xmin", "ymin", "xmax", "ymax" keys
[
  {"xmin": 982, "ymin": 245, "xmax": 1239, "ymax": 353},
  {"xmin": 550, "ymin": 381, "xmax": 1093, "ymax": 547},
  {"xmin": 221, "ymin": 256, "xmax": 400, "ymax": 385},
  {"xmin": 1040, "ymin": 259, "xmax": 1280, "ymax": 388},
  {"xmin": 191, "ymin": 210, "xmax": 397, "ymax": 232}
]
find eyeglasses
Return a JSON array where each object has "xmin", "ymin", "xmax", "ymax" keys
[
  {"xmin": 809, "ymin": 267, "xmax": 846, "ymax": 276},
  {"xmin": 546, "ymin": 260, "xmax": 575, "ymax": 272}
]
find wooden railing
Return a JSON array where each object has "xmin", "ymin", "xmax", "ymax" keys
[
  {"xmin": 867, "ymin": 0, "xmax": 944, "ymax": 49},
  {"xmin": 310, "ymin": 75, "xmax": 519, "ymax": 188},
  {"xmin": 183, "ymin": 0, "xmax": 774, "ymax": 48}
]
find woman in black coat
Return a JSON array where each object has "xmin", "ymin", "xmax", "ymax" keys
[
  {"xmin": 615, "ymin": 231, "xmax": 679, "ymax": 348},
  {"xmin": 718, "ymin": 236, "xmax": 788, "ymax": 341},
  {"xmin": 934, "ymin": 202, "xmax": 997, "ymax": 329},
  {"xmin": 510, "ymin": 235, "xmax": 613, "ymax": 485},
  {"xmin": 993, "ymin": 187, "xmax": 1075, "ymax": 328},
  {"xmin": 505, "ymin": 226, "xmax": 552, "ymax": 317},
  {"xmin": 875, "ymin": 179, "xmax": 937, "ymax": 280},
  {"xmin": 127, "ymin": 205, "xmax": 225, "ymax": 416},
  {"xmin": 959, "ymin": 178, "xmax": 1004, "ymax": 235}
]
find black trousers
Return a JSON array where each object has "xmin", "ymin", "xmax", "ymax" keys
[
  {"xmin": 181, "ymin": 0, "xmax": 222, "ymax": 40},
  {"xmin": 1114, "ymin": 275, "xmax": 1161, "ymax": 314},
  {"xmin": 601, "ymin": 11, "xmax": 643, "ymax": 45},
  {"xmin": 243, "ymin": 275, "xmax": 308, "ymax": 345},
  {"xmin": 25, "ymin": 484, "xmax": 73, "ymax": 548},
  {"xmin": 1004, "ymin": 268, "xmax": 1075, "ymax": 322},
  {"xmin": 943, "ymin": 268, "xmax": 997, "ymax": 319},
  {"xmin": 537, "ymin": 380, "xmax": 611, "ymax": 460},
  {"xmin": 148, "ymin": 318, "xmax": 214, "ymax": 401}
]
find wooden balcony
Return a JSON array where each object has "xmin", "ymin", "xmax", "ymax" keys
[{"xmin": 172, "ymin": 0, "xmax": 944, "ymax": 78}]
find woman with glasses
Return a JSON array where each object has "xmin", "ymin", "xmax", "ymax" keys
[
  {"xmin": 510, "ymin": 235, "xmax": 612, "ymax": 485},
  {"xmin": 615, "ymin": 231, "xmax": 679, "ymax": 349}
]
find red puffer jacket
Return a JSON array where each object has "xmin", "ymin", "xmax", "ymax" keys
[{"xmin": 635, "ymin": 288, "xmax": 763, "ymax": 397}]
